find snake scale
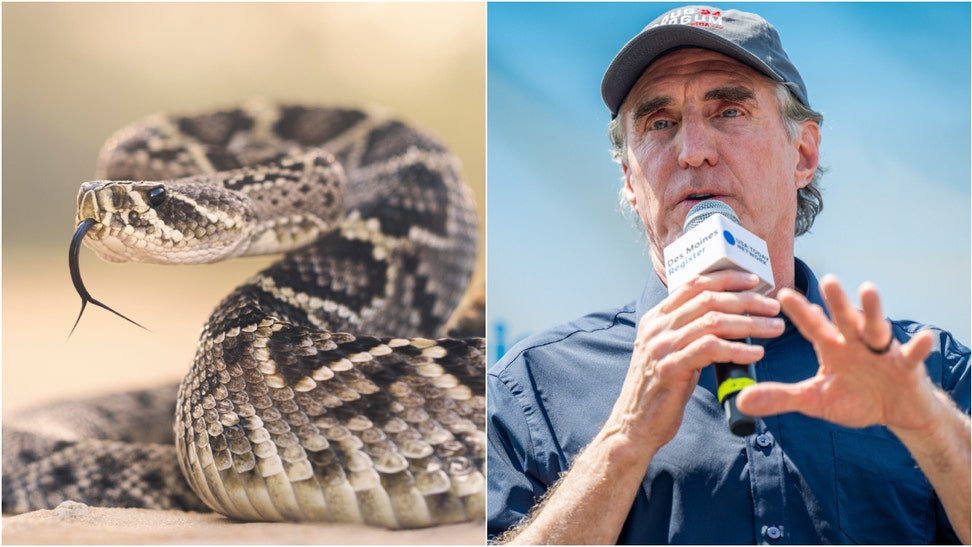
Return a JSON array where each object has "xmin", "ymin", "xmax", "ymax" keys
[{"xmin": 2, "ymin": 99, "xmax": 485, "ymax": 528}]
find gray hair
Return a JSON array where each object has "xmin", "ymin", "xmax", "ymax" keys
[{"xmin": 609, "ymin": 83, "xmax": 825, "ymax": 236}]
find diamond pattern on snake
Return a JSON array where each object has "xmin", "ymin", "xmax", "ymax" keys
[{"xmin": 2, "ymin": 99, "xmax": 485, "ymax": 528}]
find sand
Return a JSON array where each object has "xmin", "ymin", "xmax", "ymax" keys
[{"xmin": 2, "ymin": 503, "xmax": 485, "ymax": 544}]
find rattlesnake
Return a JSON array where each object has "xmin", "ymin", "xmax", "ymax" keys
[{"xmin": 2, "ymin": 99, "xmax": 485, "ymax": 528}]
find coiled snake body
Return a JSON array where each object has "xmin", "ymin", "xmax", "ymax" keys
[{"xmin": 2, "ymin": 99, "xmax": 485, "ymax": 528}]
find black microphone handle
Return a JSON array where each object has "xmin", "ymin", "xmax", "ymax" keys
[{"xmin": 713, "ymin": 339, "xmax": 757, "ymax": 436}]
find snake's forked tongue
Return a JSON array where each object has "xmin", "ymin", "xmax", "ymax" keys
[{"xmin": 69, "ymin": 218, "xmax": 147, "ymax": 336}]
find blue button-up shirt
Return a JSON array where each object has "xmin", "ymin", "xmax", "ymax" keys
[{"xmin": 488, "ymin": 259, "xmax": 969, "ymax": 544}]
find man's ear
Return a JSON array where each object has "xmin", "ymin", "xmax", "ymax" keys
[
  {"xmin": 794, "ymin": 120, "xmax": 821, "ymax": 190},
  {"xmin": 621, "ymin": 161, "xmax": 638, "ymax": 210}
]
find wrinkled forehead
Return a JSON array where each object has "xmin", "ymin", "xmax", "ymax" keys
[{"xmin": 619, "ymin": 48, "xmax": 775, "ymax": 118}]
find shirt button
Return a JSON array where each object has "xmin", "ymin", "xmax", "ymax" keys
[
  {"xmin": 765, "ymin": 526, "xmax": 783, "ymax": 540},
  {"xmin": 755, "ymin": 434, "xmax": 773, "ymax": 448}
]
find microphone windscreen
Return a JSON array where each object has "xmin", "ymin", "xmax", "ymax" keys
[{"xmin": 683, "ymin": 199, "xmax": 740, "ymax": 233}]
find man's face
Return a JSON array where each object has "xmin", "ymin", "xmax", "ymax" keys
[{"xmin": 619, "ymin": 48, "xmax": 819, "ymax": 283}]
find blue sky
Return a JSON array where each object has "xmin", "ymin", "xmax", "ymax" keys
[{"xmin": 487, "ymin": 2, "xmax": 971, "ymax": 363}]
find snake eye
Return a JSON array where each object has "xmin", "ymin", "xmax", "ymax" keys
[{"xmin": 147, "ymin": 187, "xmax": 167, "ymax": 208}]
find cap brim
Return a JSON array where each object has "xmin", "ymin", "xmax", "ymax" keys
[{"xmin": 601, "ymin": 25, "xmax": 786, "ymax": 118}]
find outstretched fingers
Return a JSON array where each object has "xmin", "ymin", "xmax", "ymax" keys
[
  {"xmin": 858, "ymin": 281, "xmax": 894, "ymax": 354},
  {"xmin": 897, "ymin": 328, "xmax": 937, "ymax": 375},
  {"xmin": 779, "ymin": 275, "xmax": 888, "ymax": 356},
  {"xmin": 777, "ymin": 286, "xmax": 837, "ymax": 347},
  {"xmin": 744, "ymin": 277, "xmax": 941, "ymax": 429},
  {"xmin": 817, "ymin": 275, "xmax": 894, "ymax": 355},
  {"xmin": 818, "ymin": 274, "xmax": 863, "ymax": 344}
]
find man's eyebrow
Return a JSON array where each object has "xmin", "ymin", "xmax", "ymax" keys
[
  {"xmin": 629, "ymin": 86, "xmax": 757, "ymax": 122},
  {"xmin": 630, "ymin": 96, "xmax": 674, "ymax": 123},
  {"xmin": 704, "ymin": 85, "xmax": 757, "ymax": 103}
]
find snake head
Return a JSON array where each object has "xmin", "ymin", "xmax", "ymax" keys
[{"xmin": 75, "ymin": 180, "xmax": 256, "ymax": 265}]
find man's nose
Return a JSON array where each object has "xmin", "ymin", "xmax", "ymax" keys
[{"xmin": 676, "ymin": 115, "xmax": 718, "ymax": 168}]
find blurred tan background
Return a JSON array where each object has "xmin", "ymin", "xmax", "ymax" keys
[{"xmin": 2, "ymin": 3, "xmax": 485, "ymax": 415}]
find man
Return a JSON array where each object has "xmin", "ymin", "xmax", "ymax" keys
[{"xmin": 487, "ymin": 6, "xmax": 970, "ymax": 544}]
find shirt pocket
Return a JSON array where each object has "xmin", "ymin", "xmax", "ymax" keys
[{"xmin": 832, "ymin": 428, "xmax": 935, "ymax": 544}]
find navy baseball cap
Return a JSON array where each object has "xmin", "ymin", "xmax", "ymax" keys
[{"xmin": 601, "ymin": 6, "xmax": 810, "ymax": 118}]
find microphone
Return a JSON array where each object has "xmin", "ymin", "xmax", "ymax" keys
[{"xmin": 662, "ymin": 200, "xmax": 774, "ymax": 436}]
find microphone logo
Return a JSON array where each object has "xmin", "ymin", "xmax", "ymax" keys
[{"xmin": 664, "ymin": 203, "xmax": 774, "ymax": 295}]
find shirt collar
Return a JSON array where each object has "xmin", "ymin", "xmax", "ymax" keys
[
  {"xmin": 794, "ymin": 257, "xmax": 823, "ymax": 305},
  {"xmin": 635, "ymin": 265, "xmax": 671, "ymax": 320}
]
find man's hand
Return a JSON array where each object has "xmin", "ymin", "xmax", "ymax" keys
[
  {"xmin": 736, "ymin": 274, "xmax": 937, "ymax": 430},
  {"xmin": 612, "ymin": 269, "xmax": 785, "ymax": 456},
  {"xmin": 736, "ymin": 275, "xmax": 971, "ymax": 543},
  {"xmin": 501, "ymin": 269, "xmax": 785, "ymax": 544}
]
